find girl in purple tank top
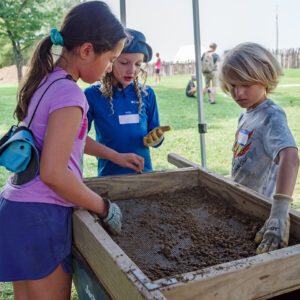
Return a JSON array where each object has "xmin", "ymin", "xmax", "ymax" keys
[{"xmin": 0, "ymin": 1, "xmax": 144, "ymax": 298}]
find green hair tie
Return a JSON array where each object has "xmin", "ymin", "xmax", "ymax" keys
[{"xmin": 50, "ymin": 28, "xmax": 64, "ymax": 46}]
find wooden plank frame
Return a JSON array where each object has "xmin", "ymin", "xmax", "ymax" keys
[{"xmin": 73, "ymin": 154, "xmax": 300, "ymax": 300}]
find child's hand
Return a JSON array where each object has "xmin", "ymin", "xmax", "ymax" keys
[
  {"xmin": 114, "ymin": 153, "xmax": 144, "ymax": 173},
  {"xmin": 143, "ymin": 126, "xmax": 170, "ymax": 147},
  {"xmin": 102, "ymin": 199, "xmax": 122, "ymax": 235},
  {"xmin": 255, "ymin": 194, "xmax": 292, "ymax": 254}
]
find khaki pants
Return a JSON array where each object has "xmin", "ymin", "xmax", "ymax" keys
[{"xmin": 204, "ymin": 71, "xmax": 218, "ymax": 87}]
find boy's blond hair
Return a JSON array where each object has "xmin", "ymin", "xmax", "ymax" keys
[{"xmin": 219, "ymin": 42, "xmax": 283, "ymax": 95}]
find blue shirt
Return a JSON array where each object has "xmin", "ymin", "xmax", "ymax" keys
[{"xmin": 85, "ymin": 82, "xmax": 162, "ymax": 176}]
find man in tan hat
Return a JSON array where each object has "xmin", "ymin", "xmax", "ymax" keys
[{"xmin": 201, "ymin": 42, "xmax": 220, "ymax": 104}]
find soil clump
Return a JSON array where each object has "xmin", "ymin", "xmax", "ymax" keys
[{"xmin": 0, "ymin": 65, "xmax": 28, "ymax": 85}]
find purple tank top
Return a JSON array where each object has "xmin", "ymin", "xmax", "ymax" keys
[{"xmin": 1, "ymin": 67, "xmax": 88, "ymax": 207}]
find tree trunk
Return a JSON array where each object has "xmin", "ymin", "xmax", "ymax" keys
[{"xmin": 12, "ymin": 40, "xmax": 24, "ymax": 83}]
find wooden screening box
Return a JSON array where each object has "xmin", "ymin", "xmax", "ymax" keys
[{"xmin": 73, "ymin": 154, "xmax": 300, "ymax": 300}]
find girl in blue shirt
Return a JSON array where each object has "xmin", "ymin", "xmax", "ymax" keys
[{"xmin": 85, "ymin": 29, "xmax": 169, "ymax": 176}]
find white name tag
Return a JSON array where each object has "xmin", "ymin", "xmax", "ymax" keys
[
  {"xmin": 237, "ymin": 128, "xmax": 250, "ymax": 146},
  {"xmin": 119, "ymin": 114, "xmax": 139, "ymax": 124}
]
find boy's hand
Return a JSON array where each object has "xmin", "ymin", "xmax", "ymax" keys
[
  {"xmin": 102, "ymin": 199, "xmax": 122, "ymax": 235},
  {"xmin": 143, "ymin": 126, "xmax": 170, "ymax": 147},
  {"xmin": 255, "ymin": 194, "xmax": 292, "ymax": 254}
]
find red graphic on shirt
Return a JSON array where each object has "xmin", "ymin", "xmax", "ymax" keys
[
  {"xmin": 78, "ymin": 115, "xmax": 87, "ymax": 140},
  {"xmin": 233, "ymin": 129, "xmax": 254, "ymax": 158}
]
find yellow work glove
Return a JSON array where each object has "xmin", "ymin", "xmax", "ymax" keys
[
  {"xmin": 255, "ymin": 194, "xmax": 292, "ymax": 254},
  {"xmin": 143, "ymin": 126, "xmax": 170, "ymax": 147}
]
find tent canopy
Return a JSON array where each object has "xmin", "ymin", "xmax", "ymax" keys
[{"xmin": 173, "ymin": 44, "xmax": 206, "ymax": 62}]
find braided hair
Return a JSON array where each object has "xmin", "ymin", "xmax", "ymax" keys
[{"xmin": 100, "ymin": 67, "xmax": 148, "ymax": 115}]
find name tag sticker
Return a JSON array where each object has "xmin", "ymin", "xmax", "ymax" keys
[
  {"xmin": 237, "ymin": 128, "xmax": 250, "ymax": 146},
  {"xmin": 119, "ymin": 114, "xmax": 139, "ymax": 124}
]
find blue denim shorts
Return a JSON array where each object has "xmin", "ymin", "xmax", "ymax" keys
[{"xmin": 0, "ymin": 196, "xmax": 73, "ymax": 282}]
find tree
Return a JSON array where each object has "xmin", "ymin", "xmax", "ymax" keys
[
  {"xmin": 0, "ymin": 0, "xmax": 65, "ymax": 83},
  {"xmin": 0, "ymin": 37, "xmax": 14, "ymax": 68}
]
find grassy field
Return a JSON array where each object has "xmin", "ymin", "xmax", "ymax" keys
[
  {"xmin": 0, "ymin": 71, "xmax": 300, "ymax": 197},
  {"xmin": 0, "ymin": 70, "xmax": 300, "ymax": 298}
]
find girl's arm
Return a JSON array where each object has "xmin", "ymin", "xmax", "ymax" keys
[
  {"xmin": 84, "ymin": 136, "xmax": 144, "ymax": 173},
  {"xmin": 40, "ymin": 106, "xmax": 107, "ymax": 216},
  {"xmin": 275, "ymin": 147, "xmax": 299, "ymax": 196}
]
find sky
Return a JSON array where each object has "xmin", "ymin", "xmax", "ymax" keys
[{"xmin": 102, "ymin": 0, "xmax": 300, "ymax": 62}]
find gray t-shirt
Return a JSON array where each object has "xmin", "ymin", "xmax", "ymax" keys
[
  {"xmin": 186, "ymin": 79, "xmax": 195, "ymax": 95},
  {"xmin": 231, "ymin": 99, "xmax": 297, "ymax": 197}
]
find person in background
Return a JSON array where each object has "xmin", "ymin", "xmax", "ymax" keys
[
  {"xmin": 85, "ymin": 29, "xmax": 170, "ymax": 177},
  {"xmin": 154, "ymin": 52, "xmax": 161, "ymax": 84},
  {"xmin": 219, "ymin": 42, "xmax": 299, "ymax": 254},
  {"xmin": 0, "ymin": 2, "xmax": 129, "ymax": 298},
  {"xmin": 201, "ymin": 42, "xmax": 220, "ymax": 104},
  {"xmin": 186, "ymin": 74, "xmax": 197, "ymax": 97}
]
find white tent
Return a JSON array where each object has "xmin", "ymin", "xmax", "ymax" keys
[{"xmin": 173, "ymin": 44, "xmax": 206, "ymax": 62}]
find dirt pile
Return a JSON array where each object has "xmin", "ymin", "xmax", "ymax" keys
[{"xmin": 0, "ymin": 65, "xmax": 28, "ymax": 85}]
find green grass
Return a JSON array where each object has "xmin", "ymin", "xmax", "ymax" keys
[
  {"xmin": 0, "ymin": 282, "xmax": 78, "ymax": 300},
  {"xmin": 0, "ymin": 70, "xmax": 300, "ymax": 298},
  {"xmin": 0, "ymin": 282, "xmax": 13, "ymax": 300},
  {"xmin": 0, "ymin": 71, "xmax": 300, "ymax": 199}
]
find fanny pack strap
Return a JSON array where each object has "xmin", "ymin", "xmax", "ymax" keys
[{"xmin": 27, "ymin": 74, "xmax": 74, "ymax": 129}]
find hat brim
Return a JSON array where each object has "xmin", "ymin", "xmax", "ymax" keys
[
  {"xmin": 122, "ymin": 42, "xmax": 153, "ymax": 63},
  {"xmin": 141, "ymin": 42, "xmax": 153, "ymax": 63}
]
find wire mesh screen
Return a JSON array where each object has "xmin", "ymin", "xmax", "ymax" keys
[{"xmin": 110, "ymin": 186, "xmax": 298, "ymax": 281}]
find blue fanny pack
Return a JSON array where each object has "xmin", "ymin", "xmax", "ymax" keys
[
  {"xmin": 0, "ymin": 126, "xmax": 38, "ymax": 172},
  {"xmin": 0, "ymin": 75, "xmax": 73, "ymax": 185}
]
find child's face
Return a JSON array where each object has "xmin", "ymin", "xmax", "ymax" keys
[
  {"xmin": 112, "ymin": 53, "xmax": 144, "ymax": 88},
  {"xmin": 80, "ymin": 39, "xmax": 125, "ymax": 84},
  {"xmin": 231, "ymin": 84, "xmax": 267, "ymax": 111}
]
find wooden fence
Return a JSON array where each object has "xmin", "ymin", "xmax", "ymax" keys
[
  {"xmin": 147, "ymin": 61, "xmax": 196, "ymax": 77},
  {"xmin": 273, "ymin": 49, "xmax": 300, "ymax": 69},
  {"xmin": 146, "ymin": 48, "xmax": 300, "ymax": 76}
]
